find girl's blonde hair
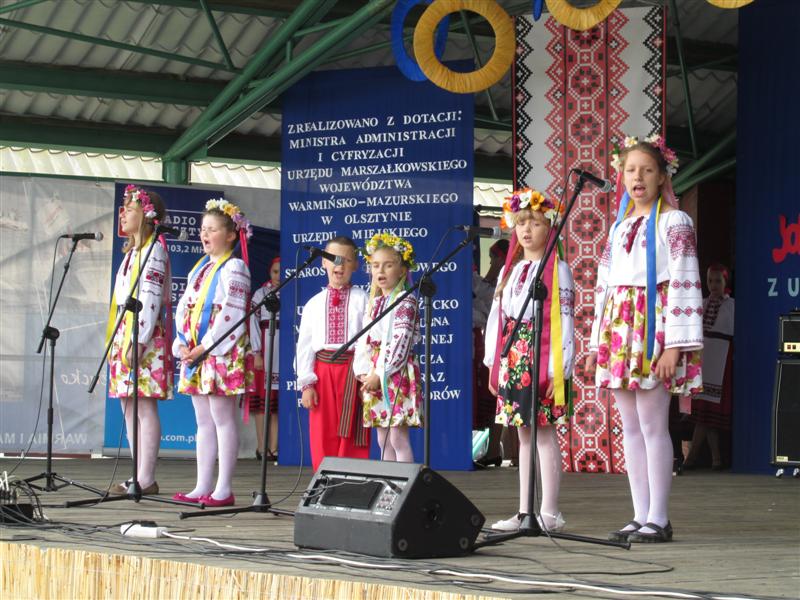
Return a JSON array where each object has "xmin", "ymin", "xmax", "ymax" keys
[{"xmin": 121, "ymin": 188, "xmax": 166, "ymax": 254}]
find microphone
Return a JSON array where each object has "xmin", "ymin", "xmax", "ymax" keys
[
  {"xmin": 60, "ymin": 232, "xmax": 104, "ymax": 242},
  {"xmin": 303, "ymin": 245, "xmax": 343, "ymax": 266},
  {"xmin": 573, "ymin": 169, "xmax": 613, "ymax": 192},
  {"xmin": 155, "ymin": 223, "xmax": 189, "ymax": 241},
  {"xmin": 456, "ymin": 225, "xmax": 503, "ymax": 238}
]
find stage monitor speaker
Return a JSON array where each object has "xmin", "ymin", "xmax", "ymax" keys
[
  {"xmin": 778, "ymin": 312, "xmax": 800, "ymax": 353},
  {"xmin": 294, "ymin": 457, "xmax": 485, "ymax": 558},
  {"xmin": 771, "ymin": 359, "xmax": 800, "ymax": 467}
]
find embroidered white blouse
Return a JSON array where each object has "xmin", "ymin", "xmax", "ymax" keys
[
  {"xmin": 113, "ymin": 241, "xmax": 169, "ymax": 346},
  {"xmin": 483, "ymin": 258, "xmax": 575, "ymax": 379},
  {"xmin": 353, "ymin": 293, "xmax": 421, "ymax": 380},
  {"xmin": 588, "ymin": 209, "xmax": 704, "ymax": 352},
  {"xmin": 295, "ymin": 285, "xmax": 368, "ymax": 389},
  {"xmin": 172, "ymin": 257, "xmax": 252, "ymax": 357}
]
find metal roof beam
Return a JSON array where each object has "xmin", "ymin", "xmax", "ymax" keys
[
  {"xmin": 200, "ymin": 0, "xmax": 235, "ymax": 70},
  {"xmin": 162, "ymin": 0, "xmax": 335, "ymax": 166},
  {"xmin": 0, "ymin": 17, "xmax": 237, "ymax": 73},
  {"xmin": 0, "ymin": 61, "xmax": 229, "ymax": 106},
  {"xmin": 0, "ymin": 115, "xmax": 510, "ymax": 181},
  {"xmin": 0, "ymin": 0, "xmax": 51, "ymax": 15},
  {"xmin": 163, "ymin": 0, "xmax": 396, "ymax": 164}
]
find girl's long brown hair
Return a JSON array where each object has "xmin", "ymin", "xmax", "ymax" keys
[{"xmin": 121, "ymin": 188, "xmax": 166, "ymax": 254}]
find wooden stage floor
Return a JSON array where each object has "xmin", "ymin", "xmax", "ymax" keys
[{"xmin": 1, "ymin": 456, "xmax": 798, "ymax": 599}]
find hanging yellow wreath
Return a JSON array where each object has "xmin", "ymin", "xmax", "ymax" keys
[
  {"xmin": 545, "ymin": 0, "xmax": 622, "ymax": 31},
  {"xmin": 413, "ymin": 0, "xmax": 515, "ymax": 94},
  {"xmin": 705, "ymin": 0, "xmax": 753, "ymax": 8}
]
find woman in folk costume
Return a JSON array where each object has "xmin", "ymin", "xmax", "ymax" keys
[
  {"xmin": 684, "ymin": 263, "xmax": 734, "ymax": 470},
  {"xmin": 172, "ymin": 199, "xmax": 256, "ymax": 507},
  {"xmin": 108, "ymin": 185, "xmax": 172, "ymax": 495},
  {"xmin": 483, "ymin": 189, "xmax": 575, "ymax": 532},
  {"xmin": 247, "ymin": 256, "xmax": 281, "ymax": 462},
  {"xmin": 586, "ymin": 135, "xmax": 703, "ymax": 543},
  {"xmin": 354, "ymin": 233, "xmax": 423, "ymax": 463}
]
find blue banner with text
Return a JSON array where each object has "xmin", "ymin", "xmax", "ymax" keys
[{"xmin": 279, "ymin": 65, "xmax": 474, "ymax": 470}]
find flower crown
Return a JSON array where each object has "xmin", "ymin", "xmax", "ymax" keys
[
  {"xmin": 610, "ymin": 134, "xmax": 679, "ymax": 176},
  {"xmin": 205, "ymin": 198, "xmax": 253, "ymax": 240},
  {"xmin": 363, "ymin": 232, "xmax": 416, "ymax": 270},
  {"xmin": 501, "ymin": 188, "xmax": 562, "ymax": 229},
  {"xmin": 125, "ymin": 184, "xmax": 157, "ymax": 220}
]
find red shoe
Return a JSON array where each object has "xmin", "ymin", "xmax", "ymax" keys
[
  {"xmin": 200, "ymin": 493, "xmax": 235, "ymax": 507},
  {"xmin": 172, "ymin": 492, "xmax": 202, "ymax": 503}
]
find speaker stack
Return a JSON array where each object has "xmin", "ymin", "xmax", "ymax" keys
[
  {"xmin": 294, "ymin": 457, "xmax": 485, "ymax": 558},
  {"xmin": 771, "ymin": 310, "xmax": 800, "ymax": 477}
]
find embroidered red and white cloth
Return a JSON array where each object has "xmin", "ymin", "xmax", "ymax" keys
[
  {"xmin": 295, "ymin": 285, "xmax": 368, "ymax": 390},
  {"xmin": 514, "ymin": 7, "xmax": 667, "ymax": 473}
]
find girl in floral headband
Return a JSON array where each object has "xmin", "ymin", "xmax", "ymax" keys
[
  {"xmin": 107, "ymin": 185, "xmax": 172, "ymax": 496},
  {"xmin": 484, "ymin": 188, "xmax": 575, "ymax": 533},
  {"xmin": 354, "ymin": 233, "xmax": 422, "ymax": 463},
  {"xmin": 586, "ymin": 133, "xmax": 703, "ymax": 543},
  {"xmin": 172, "ymin": 198, "xmax": 257, "ymax": 507}
]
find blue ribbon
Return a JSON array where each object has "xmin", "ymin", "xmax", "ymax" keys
[
  {"xmin": 645, "ymin": 199, "xmax": 659, "ymax": 363},
  {"xmin": 391, "ymin": 0, "xmax": 450, "ymax": 82},
  {"xmin": 532, "ymin": 0, "xmax": 544, "ymax": 21}
]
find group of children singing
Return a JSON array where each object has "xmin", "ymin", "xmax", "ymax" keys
[{"xmin": 109, "ymin": 133, "xmax": 702, "ymax": 542}]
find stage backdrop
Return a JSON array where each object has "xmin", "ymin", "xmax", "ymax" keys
[
  {"xmin": 734, "ymin": 0, "xmax": 798, "ymax": 473},
  {"xmin": 103, "ymin": 183, "xmax": 279, "ymax": 453},
  {"xmin": 280, "ymin": 64, "xmax": 474, "ymax": 470},
  {"xmin": 514, "ymin": 7, "xmax": 666, "ymax": 473}
]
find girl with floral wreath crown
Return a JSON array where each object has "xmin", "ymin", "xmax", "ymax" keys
[
  {"xmin": 586, "ymin": 134, "xmax": 703, "ymax": 543},
  {"xmin": 483, "ymin": 188, "xmax": 575, "ymax": 533},
  {"xmin": 354, "ymin": 233, "xmax": 423, "ymax": 463},
  {"xmin": 107, "ymin": 184, "xmax": 173, "ymax": 495},
  {"xmin": 172, "ymin": 198, "xmax": 257, "ymax": 507}
]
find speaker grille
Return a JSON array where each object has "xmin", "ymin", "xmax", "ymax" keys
[{"xmin": 772, "ymin": 359, "xmax": 800, "ymax": 466}]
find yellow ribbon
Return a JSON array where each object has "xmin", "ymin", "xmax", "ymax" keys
[
  {"xmin": 188, "ymin": 250, "xmax": 233, "ymax": 346},
  {"xmin": 105, "ymin": 234, "xmax": 155, "ymax": 368},
  {"xmin": 550, "ymin": 255, "xmax": 566, "ymax": 409}
]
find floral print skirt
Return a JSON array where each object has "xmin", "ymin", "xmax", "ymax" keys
[
  {"xmin": 496, "ymin": 318, "xmax": 571, "ymax": 427},
  {"xmin": 595, "ymin": 283, "xmax": 702, "ymax": 395},
  {"xmin": 177, "ymin": 305, "xmax": 255, "ymax": 397},
  {"xmin": 108, "ymin": 316, "xmax": 172, "ymax": 400},
  {"xmin": 362, "ymin": 342, "xmax": 423, "ymax": 428}
]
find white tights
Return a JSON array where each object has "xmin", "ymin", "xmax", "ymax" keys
[
  {"xmin": 517, "ymin": 424, "xmax": 562, "ymax": 524},
  {"xmin": 376, "ymin": 426, "xmax": 414, "ymax": 462},
  {"xmin": 120, "ymin": 397, "xmax": 160, "ymax": 488},
  {"xmin": 188, "ymin": 394, "xmax": 239, "ymax": 500},
  {"xmin": 613, "ymin": 386, "xmax": 672, "ymax": 532}
]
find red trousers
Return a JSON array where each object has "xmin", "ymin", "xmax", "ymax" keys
[{"xmin": 309, "ymin": 355, "xmax": 370, "ymax": 471}]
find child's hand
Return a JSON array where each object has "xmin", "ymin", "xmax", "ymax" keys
[
  {"xmin": 125, "ymin": 343, "xmax": 145, "ymax": 365},
  {"xmin": 176, "ymin": 345, "xmax": 189, "ymax": 360},
  {"xmin": 301, "ymin": 387, "xmax": 318, "ymax": 409},
  {"xmin": 654, "ymin": 347, "xmax": 680, "ymax": 381},
  {"xmin": 545, "ymin": 379, "xmax": 554, "ymax": 399},
  {"xmin": 584, "ymin": 352, "xmax": 597, "ymax": 377},
  {"xmin": 253, "ymin": 354, "xmax": 264, "ymax": 370},
  {"xmin": 183, "ymin": 344, "xmax": 206, "ymax": 364},
  {"xmin": 362, "ymin": 373, "xmax": 381, "ymax": 391}
]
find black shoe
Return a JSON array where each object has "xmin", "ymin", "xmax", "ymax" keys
[
  {"xmin": 255, "ymin": 450, "xmax": 263, "ymax": 461},
  {"xmin": 608, "ymin": 520, "xmax": 642, "ymax": 542},
  {"xmin": 474, "ymin": 455, "xmax": 502, "ymax": 468},
  {"xmin": 628, "ymin": 521, "xmax": 673, "ymax": 543}
]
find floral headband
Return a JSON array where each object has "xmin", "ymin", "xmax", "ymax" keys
[
  {"xmin": 125, "ymin": 184, "xmax": 157, "ymax": 220},
  {"xmin": 501, "ymin": 188, "xmax": 562, "ymax": 229},
  {"xmin": 363, "ymin": 232, "xmax": 416, "ymax": 270},
  {"xmin": 610, "ymin": 134, "xmax": 680, "ymax": 177},
  {"xmin": 205, "ymin": 198, "xmax": 253, "ymax": 240}
]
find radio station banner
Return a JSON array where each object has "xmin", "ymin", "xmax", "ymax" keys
[
  {"xmin": 103, "ymin": 184, "xmax": 279, "ymax": 453},
  {"xmin": 279, "ymin": 64, "xmax": 474, "ymax": 470}
]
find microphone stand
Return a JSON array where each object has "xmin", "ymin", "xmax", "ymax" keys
[
  {"xmin": 476, "ymin": 172, "xmax": 628, "ymax": 550},
  {"xmin": 25, "ymin": 238, "xmax": 106, "ymax": 495},
  {"xmin": 332, "ymin": 230, "xmax": 476, "ymax": 467},
  {"xmin": 66, "ymin": 224, "xmax": 195, "ymax": 508},
  {"xmin": 178, "ymin": 251, "xmax": 322, "ymax": 519}
]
